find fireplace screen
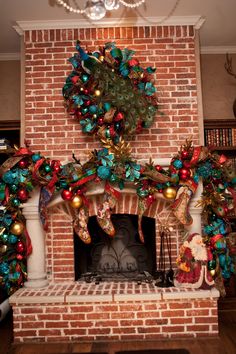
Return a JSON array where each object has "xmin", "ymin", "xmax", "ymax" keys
[{"xmin": 74, "ymin": 214, "xmax": 157, "ymax": 282}]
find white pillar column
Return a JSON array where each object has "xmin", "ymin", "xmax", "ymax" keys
[
  {"xmin": 22, "ymin": 188, "xmax": 49, "ymax": 288},
  {"xmin": 185, "ymin": 180, "xmax": 203, "ymax": 235}
]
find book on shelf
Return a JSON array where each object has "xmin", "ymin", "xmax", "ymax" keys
[{"xmin": 205, "ymin": 127, "xmax": 236, "ymax": 147}]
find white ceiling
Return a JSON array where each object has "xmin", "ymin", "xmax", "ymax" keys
[{"xmin": 1, "ymin": 0, "xmax": 236, "ymax": 57}]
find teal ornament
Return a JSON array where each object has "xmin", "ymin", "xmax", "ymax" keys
[
  {"xmin": 0, "ymin": 233, "xmax": 8, "ymax": 243},
  {"xmin": 137, "ymin": 186, "xmax": 149, "ymax": 198},
  {"xmin": 173, "ymin": 160, "xmax": 183, "ymax": 169},
  {"xmin": 11, "ymin": 198, "xmax": 20, "ymax": 207},
  {"xmin": 89, "ymin": 105, "xmax": 98, "ymax": 114},
  {"xmin": 2, "ymin": 171, "xmax": 15, "ymax": 185},
  {"xmin": 81, "ymin": 107, "xmax": 88, "ymax": 115},
  {"xmin": 32, "ymin": 153, "xmax": 41, "ymax": 162},
  {"xmin": 8, "ymin": 234, "xmax": 18, "ymax": 244},
  {"xmin": 97, "ymin": 165, "xmax": 111, "ymax": 180},
  {"xmin": 44, "ymin": 164, "xmax": 52, "ymax": 173},
  {"xmin": 208, "ymin": 259, "xmax": 216, "ymax": 270},
  {"xmin": 104, "ymin": 102, "xmax": 111, "ymax": 112},
  {"xmin": 81, "ymin": 73, "xmax": 89, "ymax": 83},
  {"xmin": 0, "ymin": 262, "xmax": 9, "ymax": 275},
  {"xmin": 110, "ymin": 174, "xmax": 118, "ymax": 183},
  {"xmin": 9, "ymin": 272, "xmax": 21, "ymax": 281},
  {"xmin": 215, "ymin": 239, "xmax": 226, "ymax": 251},
  {"xmin": 9, "ymin": 184, "xmax": 18, "ymax": 193}
]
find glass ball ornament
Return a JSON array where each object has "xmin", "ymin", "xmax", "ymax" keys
[
  {"xmin": 0, "ymin": 233, "xmax": 9, "ymax": 243},
  {"xmin": 18, "ymin": 159, "xmax": 29, "ymax": 169},
  {"xmin": 8, "ymin": 234, "xmax": 18, "ymax": 244},
  {"xmin": 85, "ymin": 0, "xmax": 106, "ymax": 20},
  {"xmin": 17, "ymin": 188, "xmax": 29, "ymax": 202},
  {"xmin": 70, "ymin": 195, "xmax": 83, "ymax": 209},
  {"xmin": 104, "ymin": 0, "xmax": 119, "ymax": 10},
  {"xmin": 163, "ymin": 187, "xmax": 177, "ymax": 200},
  {"xmin": 44, "ymin": 164, "xmax": 52, "ymax": 173},
  {"xmin": 32, "ymin": 153, "xmax": 41, "ymax": 162},
  {"xmin": 16, "ymin": 241, "xmax": 25, "ymax": 254},
  {"xmin": 10, "ymin": 221, "xmax": 24, "ymax": 236},
  {"xmin": 61, "ymin": 189, "xmax": 73, "ymax": 201},
  {"xmin": 11, "ymin": 198, "xmax": 21, "ymax": 207}
]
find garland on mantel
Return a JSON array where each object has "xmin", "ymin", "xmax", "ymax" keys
[{"xmin": 0, "ymin": 42, "xmax": 235, "ymax": 295}]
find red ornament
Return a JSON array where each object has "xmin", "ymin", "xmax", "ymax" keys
[
  {"xmin": 179, "ymin": 168, "xmax": 190, "ymax": 180},
  {"xmin": 61, "ymin": 189, "xmax": 73, "ymax": 201},
  {"xmin": 155, "ymin": 165, "xmax": 162, "ymax": 172},
  {"xmin": 16, "ymin": 254, "xmax": 24, "ymax": 260},
  {"xmin": 183, "ymin": 161, "xmax": 191, "ymax": 169},
  {"xmin": 51, "ymin": 160, "xmax": 61, "ymax": 173},
  {"xmin": 71, "ymin": 75, "xmax": 79, "ymax": 84},
  {"xmin": 17, "ymin": 188, "xmax": 29, "ymax": 202},
  {"xmin": 84, "ymin": 100, "xmax": 91, "ymax": 106},
  {"xmin": 219, "ymin": 154, "xmax": 227, "ymax": 164},
  {"xmin": 83, "ymin": 89, "xmax": 89, "ymax": 95},
  {"xmin": 181, "ymin": 150, "xmax": 189, "ymax": 160},
  {"xmin": 114, "ymin": 112, "xmax": 124, "ymax": 121},
  {"xmin": 146, "ymin": 194, "xmax": 155, "ymax": 205},
  {"xmin": 98, "ymin": 117, "xmax": 104, "ymax": 125},
  {"xmin": 18, "ymin": 159, "xmax": 29, "ymax": 169},
  {"xmin": 16, "ymin": 241, "xmax": 24, "ymax": 254}
]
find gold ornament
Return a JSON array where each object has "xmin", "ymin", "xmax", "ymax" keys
[
  {"xmin": 0, "ymin": 245, "xmax": 7, "ymax": 253},
  {"xmin": 210, "ymin": 269, "xmax": 216, "ymax": 277},
  {"xmin": 10, "ymin": 221, "xmax": 24, "ymax": 236},
  {"xmin": 94, "ymin": 89, "xmax": 101, "ymax": 97},
  {"xmin": 99, "ymin": 55, "xmax": 104, "ymax": 62},
  {"xmin": 70, "ymin": 195, "xmax": 83, "ymax": 209},
  {"xmin": 163, "ymin": 187, "xmax": 177, "ymax": 199}
]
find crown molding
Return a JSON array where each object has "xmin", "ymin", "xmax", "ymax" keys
[
  {"xmin": 201, "ymin": 46, "xmax": 236, "ymax": 54},
  {"xmin": 0, "ymin": 52, "xmax": 20, "ymax": 61},
  {"xmin": 14, "ymin": 15, "xmax": 204, "ymax": 33}
]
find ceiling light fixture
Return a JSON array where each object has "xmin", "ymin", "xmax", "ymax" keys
[{"xmin": 56, "ymin": 0, "xmax": 145, "ymax": 20}]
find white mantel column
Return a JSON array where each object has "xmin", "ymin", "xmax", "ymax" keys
[
  {"xmin": 22, "ymin": 188, "xmax": 49, "ymax": 288},
  {"xmin": 185, "ymin": 180, "xmax": 203, "ymax": 235}
]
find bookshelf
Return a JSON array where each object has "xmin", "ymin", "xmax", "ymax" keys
[{"xmin": 204, "ymin": 119, "xmax": 236, "ymax": 170}]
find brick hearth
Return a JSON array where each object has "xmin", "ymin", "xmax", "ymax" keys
[{"xmin": 10, "ymin": 283, "xmax": 219, "ymax": 342}]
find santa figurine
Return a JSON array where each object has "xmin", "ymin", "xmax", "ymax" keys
[{"xmin": 174, "ymin": 233, "xmax": 215, "ymax": 289}]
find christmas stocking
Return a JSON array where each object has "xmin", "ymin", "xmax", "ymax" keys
[
  {"xmin": 97, "ymin": 183, "xmax": 120, "ymax": 237},
  {"xmin": 172, "ymin": 180, "xmax": 197, "ymax": 226},
  {"xmin": 73, "ymin": 206, "xmax": 91, "ymax": 244}
]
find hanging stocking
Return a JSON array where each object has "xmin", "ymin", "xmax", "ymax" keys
[
  {"xmin": 172, "ymin": 180, "xmax": 197, "ymax": 226},
  {"xmin": 138, "ymin": 197, "xmax": 149, "ymax": 243},
  {"xmin": 96, "ymin": 183, "xmax": 120, "ymax": 237},
  {"xmin": 73, "ymin": 206, "xmax": 91, "ymax": 244}
]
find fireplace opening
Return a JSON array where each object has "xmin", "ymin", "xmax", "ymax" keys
[{"xmin": 74, "ymin": 214, "xmax": 157, "ymax": 282}]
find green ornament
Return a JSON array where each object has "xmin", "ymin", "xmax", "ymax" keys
[
  {"xmin": 81, "ymin": 107, "xmax": 88, "ymax": 114},
  {"xmin": 10, "ymin": 184, "xmax": 18, "ymax": 193}
]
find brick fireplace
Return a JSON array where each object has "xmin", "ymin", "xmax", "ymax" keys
[{"xmin": 9, "ymin": 21, "xmax": 219, "ymax": 343}]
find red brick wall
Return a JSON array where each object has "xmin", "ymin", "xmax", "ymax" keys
[
  {"xmin": 12, "ymin": 297, "xmax": 218, "ymax": 342},
  {"xmin": 24, "ymin": 25, "xmax": 199, "ymax": 162}
]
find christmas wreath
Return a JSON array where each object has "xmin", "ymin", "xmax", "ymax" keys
[{"xmin": 62, "ymin": 41, "xmax": 158, "ymax": 141}]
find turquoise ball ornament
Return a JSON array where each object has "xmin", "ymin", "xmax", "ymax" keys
[
  {"xmin": 44, "ymin": 164, "xmax": 52, "ymax": 173},
  {"xmin": 32, "ymin": 153, "xmax": 41, "ymax": 162},
  {"xmin": 81, "ymin": 73, "xmax": 89, "ymax": 83},
  {"xmin": 8, "ymin": 234, "xmax": 18, "ymax": 244},
  {"xmin": 0, "ymin": 233, "xmax": 8, "ymax": 243},
  {"xmin": 11, "ymin": 198, "xmax": 21, "ymax": 207}
]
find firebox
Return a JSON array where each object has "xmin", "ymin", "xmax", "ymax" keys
[{"xmin": 74, "ymin": 214, "xmax": 156, "ymax": 282}]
